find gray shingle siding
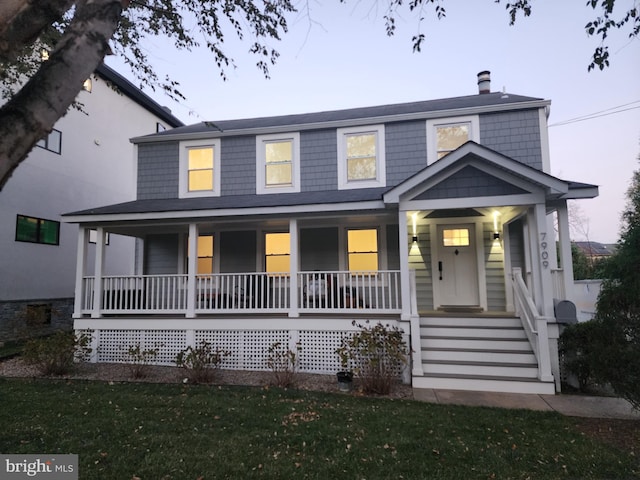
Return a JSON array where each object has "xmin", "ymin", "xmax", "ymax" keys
[
  {"xmin": 301, "ymin": 129, "xmax": 337, "ymax": 191},
  {"xmin": 480, "ymin": 110, "xmax": 543, "ymax": 169},
  {"xmin": 385, "ymin": 121, "xmax": 427, "ymax": 187},
  {"xmin": 137, "ymin": 142, "xmax": 179, "ymax": 200},
  {"xmin": 220, "ymin": 136, "xmax": 256, "ymax": 196}
]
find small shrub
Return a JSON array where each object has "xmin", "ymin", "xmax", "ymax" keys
[
  {"xmin": 122, "ymin": 343, "xmax": 159, "ymax": 379},
  {"xmin": 23, "ymin": 330, "xmax": 92, "ymax": 376},
  {"xmin": 559, "ymin": 320, "xmax": 601, "ymax": 391},
  {"xmin": 336, "ymin": 321, "xmax": 409, "ymax": 395},
  {"xmin": 266, "ymin": 341, "xmax": 300, "ymax": 388},
  {"xmin": 176, "ymin": 341, "xmax": 229, "ymax": 384}
]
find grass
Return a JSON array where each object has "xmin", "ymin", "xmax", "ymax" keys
[{"xmin": 0, "ymin": 378, "xmax": 637, "ymax": 480}]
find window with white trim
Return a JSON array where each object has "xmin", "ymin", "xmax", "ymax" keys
[
  {"xmin": 337, "ymin": 125, "xmax": 386, "ymax": 189},
  {"xmin": 256, "ymin": 133, "xmax": 300, "ymax": 194},
  {"xmin": 179, "ymin": 139, "xmax": 221, "ymax": 198},
  {"xmin": 347, "ymin": 228, "xmax": 378, "ymax": 272},
  {"xmin": 426, "ymin": 115, "xmax": 479, "ymax": 164}
]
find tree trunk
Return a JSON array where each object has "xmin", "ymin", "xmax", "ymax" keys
[
  {"xmin": 0, "ymin": 0, "xmax": 75, "ymax": 63},
  {"xmin": 0, "ymin": 0, "xmax": 124, "ymax": 190}
]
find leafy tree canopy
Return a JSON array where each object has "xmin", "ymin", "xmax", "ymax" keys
[{"xmin": 0, "ymin": 0, "xmax": 637, "ymax": 189}]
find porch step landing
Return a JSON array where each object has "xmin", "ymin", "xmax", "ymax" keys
[{"xmin": 413, "ymin": 316, "xmax": 555, "ymax": 395}]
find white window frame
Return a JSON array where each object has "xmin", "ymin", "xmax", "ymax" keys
[
  {"xmin": 179, "ymin": 138, "xmax": 221, "ymax": 198},
  {"xmin": 337, "ymin": 125, "xmax": 386, "ymax": 190},
  {"xmin": 256, "ymin": 132, "xmax": 300, "ymax": 194},
  {"xmin": 426, "ymin": 115, "xmax": 479, "ymax": 164}
]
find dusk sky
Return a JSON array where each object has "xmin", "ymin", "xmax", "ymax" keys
[{"xmin": 106, "ymin": 1, "xmax": 640, "ymax": 243}]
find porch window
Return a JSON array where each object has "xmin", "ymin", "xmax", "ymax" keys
[
  {"xmin": 426, "ymin": 115, "xmax": 479, "ymax": 164},
  {"xmin": 347, "ymin": 229, "xmax": 378, "ymax": 272},
  {"xmin": 256, "ymin": 133, "xmax": 300, "ymax": 194},
  {"xmin": 337, "ymin": 125, "xmax": 386, "ymax": 190},
  {"xmin": 179, "ymin": 139, "xmax": 221, "ymax": 198},
  {"xmin": 442, "ymin": 228, "xmax": 470, "ymax": 247},
  {"xmin": 197, "ymin": 235, "xmax": 214, "ymax": 274},
  {"xmin": 265, "ymin": 232, "xmax": 290, "ymax": 274}
]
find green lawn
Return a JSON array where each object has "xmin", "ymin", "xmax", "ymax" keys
[{"xmin": 0, "ymin": 378, "xmax": 637, "ymax": 479}]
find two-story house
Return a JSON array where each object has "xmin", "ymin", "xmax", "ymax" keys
[
  {"xmin": 0, "ymin": 64, "xmax": 183, "ymax": 342},
  {"xmin": 64, "ymin": 72, "xmax": 598, "ymax": 394}
]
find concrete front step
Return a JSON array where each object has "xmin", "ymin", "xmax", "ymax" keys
[
  {"xmin": 422, "ymin": 360, "xmax": 539, "ymax": 378},
  {"xmin": 424, "ymin": 348, "xmax": 537, "ymax": 364},
  {"xmin": 412, "ymin": 374, "xmax": 556, "ymax": 395}
]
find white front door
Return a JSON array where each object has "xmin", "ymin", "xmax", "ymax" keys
[{"xmin": 435, "ymin": 223, "xmax": 479, "ymax": 307}]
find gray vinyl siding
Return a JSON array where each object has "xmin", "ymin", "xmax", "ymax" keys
[
  {"xmin": 300, "ymin": 129, "xmax": 337, "ymax": 191},
  {"xmin": 300, "ymin": 227, "xmax": 339, "ymax": 271},
  {"xmin": 479, "ymin": 110, "xmax": 543, "ymax": 170},
  {"xmin": 144, "ymin": 234, "xmax": 180, "ymax": 274},
  {"xmin": 219, "ymin": 231, "xmax": 257, "ymax": 273},
  {"xmin": 385, "ymin": 121, "xmax": 427, "ymax": 187},
  {"xmin": 483, "ymin": 222, "xmax": 506, "ymax": 311},
  {"xmin": 137, "ymin": 142, "xmax": 179, "ymax": 200},
  {"xmin": 220, "ymin": 136, "xmax": 256, "ymax": 196},
  {"xmin": 409, "ymin": 224, "xmax": 433, "ymax": 311}
]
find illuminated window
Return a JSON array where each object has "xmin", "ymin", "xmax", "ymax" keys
[
  {"xmin": 265, "ymin": 233, "xmax": 290, "ymax": 274},
  {"xmin": 197, "ymin": 235, "xmax": 214, "ymax": 274},
  {"xmin": 179, "ymin": 139, "xmax": 221, "ymax": 197},
  {"xmin": 427, "ymin": 116, "xmax": 479, "ymax": 164},
  {"xmin": 442, "ymin": 228, "xmax": 470, "ymax": 247},
  {"xmin": 257, "ymin": 133, "xmax": 300, "ymax": 193},
  {"xmin": 337, "ymin": 125, "xmax": 386, "ymax": 190},
  {"xmin": 347, "ymin": 229, "xmax": 378, "ymax": 272},
  {"xmin": 16, "ymin": 215, "xmax": 59, "ymax": 245}
]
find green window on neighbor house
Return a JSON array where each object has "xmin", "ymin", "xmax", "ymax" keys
[
  {"xmin": 15, "ymin": 215, "xmax": 60, "ymax": 245},
  {"xmin": 265, "ymin": 232, "xmax": 290, "ymax": 274},
  {"xmin": 265, "ymin": 140, "xmax": 293, "ymax": 186},
  {"xmin": 188, "ymin": 146, "xmax": 214, "ymax": 192},
  {"xmin": 347, "ymin": 229, "xmax": 378, "ymax": 272}
]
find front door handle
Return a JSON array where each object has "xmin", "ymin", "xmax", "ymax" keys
[{"xmin": 438, "ymin": 261, "xmax": 443, "ymax": 280}]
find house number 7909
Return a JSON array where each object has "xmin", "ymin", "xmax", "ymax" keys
[{"xmin": 540, "ymin": 232, "xmax": 549, "ymax": 269}]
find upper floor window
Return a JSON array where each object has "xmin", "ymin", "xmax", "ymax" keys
[
  {"xmin": 15, "ymin": 215, "xmax": 60, "ymax": 246},
  {"xmin": 347, "ymin": 228, "xmax": 378, "ymax": 272},
  {"xmin": 337, "ymin": 125, "xmax": 386, "ymax": 190},
  {"xmin": 256, "ymin": 133, "xmax": 300, "ymax": 194},
  {"xmin": 36, "ymin": 129, "xmax": 62, "ymax": 154},
  {"xmin": 179, "ymin": 139, "xmax": 221, "ymax": 198},
  {"xmin": 426, "ymin": 115, "xmax": 479, "ymax": 164}
]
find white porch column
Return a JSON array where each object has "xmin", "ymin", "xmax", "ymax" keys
[
  {"xmin": 532, "ymin": 203, "xmax": 555, "ymax": 318},
  {"xmin": 91, "ymin": 227, "xmax": 106, "ymax": 318},
  {"xmin": 186, "ymin": 223, "xmax": 198, "ymax": 318},
  {"xmin": 398, "ymin": 211, "xmax": 411, "ymax": 321},
  {"xmin": 502, "ymin": 222, "xmax": 515, "ymax": 312},
  {"xmin": 73, "ymin": 227, "xmax": 89, "ymax": 318},
  {"xmin": 556, "ymin": 201, "xmax": 575, "ymax": 303},
  {"xmin": 289, "ymin": 218, "xmax": 299, "ymax": 318}
]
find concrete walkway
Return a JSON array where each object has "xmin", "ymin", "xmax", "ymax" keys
[{"xmin": 413, "ymin": 388, "xmax": 640, "ymax": 420}]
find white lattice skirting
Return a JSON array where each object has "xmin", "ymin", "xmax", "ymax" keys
[{"xmin": 78, "ymin": 328, "xmax": 356, "ymax": 375}]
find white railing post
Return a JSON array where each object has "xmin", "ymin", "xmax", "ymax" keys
[
  {"xmin": 91, "ymin": 227, "xmax": 106, "ymax": 318},
  {"xmin": 399, "ymin": 211, "xmax": 412, "ymax": 320},
  {"xmin": 73, "ymin": 228, "xmax": 89, "ymax": 318},
  {"xmin": 535, "ymin": 317, "xmax": 554, "ymax": 382},
  {"xmin": 409, "ymin": 270, "xmax": 424, "ymax": 376},
  {"xmin": 289, "ymin": 219, "xmax": 299, "ymax": 318}
]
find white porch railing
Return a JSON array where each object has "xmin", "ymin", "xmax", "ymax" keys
[
  {"xmin": 511, "ymin": 268, "xmax": 553, "ymax": 382},
  {"xmin": 80, "ymin": 270, "xmax": 402, "ymax": 315}
]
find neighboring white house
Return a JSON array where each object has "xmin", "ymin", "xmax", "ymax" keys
[
  {"xmin": 64, "ymin": 71, "xmax": 598, "ymax": 394},
  {"xmin": 0, "ymin": 64, "xmax": 183, "ymax": 341}
]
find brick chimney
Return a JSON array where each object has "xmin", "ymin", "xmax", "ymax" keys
[{"xmin": 477, "ymin": 70, "xmax": 491, "ymax": 94}]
